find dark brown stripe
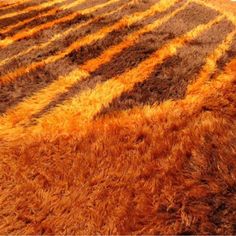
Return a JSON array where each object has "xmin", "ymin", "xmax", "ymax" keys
[
  {"xmin": 3, "ymin": 10, "xmax": 81, "ymax": 39},
  {"xmin": 30, "ymin": 2, "xmax": 219, "ymax": 120},
  {"xmin": 99, "ymin": 19, "xmax": 235, "ymax": 116},
  {"xmin": 16, "ymin": 0, "xmax": 115, "ymax": 35},
  {"xmin": 0, "ymin": 0, "xmax": 159, "ymax": 60},
  {"xmin": 0, "ymin": 26, "xmax": 140, "ymax": 115}
]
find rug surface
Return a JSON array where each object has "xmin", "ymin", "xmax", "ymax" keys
[{"xmin": 0, "ymin": 0, "xmax": 236, "ymax": 234}]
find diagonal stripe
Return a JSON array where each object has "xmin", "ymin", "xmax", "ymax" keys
[
  {"xmin": 0, "ymin": 0, "xmax": 73, "ymax": 21},
  {"xmin": 0, "ymin": 0, "xmax": 120, "ymax": 48},
  {"xmin": 187, "ymin": 29, "xmax": 236, "ymax": 95},
  {"xmin": 25, "ymin": 15, "xmax": 224, "ymax": 132},
  {"xmin": 0, "ymin": 0, "xmax": 69, "ymax": 34},
  {"xmin": 0, "ymin": 0, "xmax": 180, "ymax": 84},
  {"xmin": 0, "ymin": 1, "xmax": 131, "ymax": 68}
]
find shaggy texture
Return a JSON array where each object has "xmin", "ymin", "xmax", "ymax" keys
[{"xmin": 0, "ymin": 0, "xmax": 236, "ymax": 234}]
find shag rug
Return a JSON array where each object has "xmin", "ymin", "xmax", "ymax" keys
[{"xmin": 0, "ymin": 0, "xmax": 236, "ymax": 234}]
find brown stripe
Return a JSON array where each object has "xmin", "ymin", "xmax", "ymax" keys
[
  {"xmin": 2, "ymin": 9, "xmax": 79, "ymax": 38},
  {"xmin": 0, "ymin": 14, "xmax": 90, "ymax": 63},
  {"xmin": 99, "ymin": 19, "xmax": 235, "ymax": 116},
  {"xmin": 31, "ymin": 2, "xmax": 219, "ymax": 119},
  {"xmin": 0, "ymin": 0, "xmax": 117, "ymax": 50},
  {"xmin": 0, "ymin": 26, "xmax": 139, "ymax": 114}
]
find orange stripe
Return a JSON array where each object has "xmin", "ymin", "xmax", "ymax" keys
[
  {"xmin": 0, "ymin": 0, "xmax": 180, "ymax": 84},
  {"xmin": 0, "ymin": 69, "xmax": 89, "ymax": 128},
  {"xmin": 0, "ymin": 2, "xmax": 14, "ymax": 8},
  {"xmin": 0, "ymin": 1, "xmax": 131, "ymax": 68}
]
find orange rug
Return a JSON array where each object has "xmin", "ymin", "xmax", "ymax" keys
[{"xmin": 0, "ymin": 0, "xmax": 236, "ymax": 234}]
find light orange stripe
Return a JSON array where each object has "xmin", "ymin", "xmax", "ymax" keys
[
  {"xmin": 0, "ymin": 0, "xmax": 180, "ymax": 84},
  {"xmin": 0, "ymin": 1, "xmax": 131, "ymax": 68},
  {"xmin": 0, "ymin": 0, "xmax": 69, "ymax": 34},
  {"xmin": 187, "ymin": 29, "xmax": 236, "ymax": 95},
  {"xmin": 23, "ymin": 16, "xmax": 224, "ymax": 137},
  {"xmin": 0, "ymin": 0, "xmax": 70, "ymax": 20},
  {"xmin": 0, "ymin": 0, "xmax": 120, "ymax": 47}
]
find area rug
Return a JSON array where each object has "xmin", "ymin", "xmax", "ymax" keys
[{"xmin": 0, "ymin": 0, "xmax": 236, "ymax": 234}]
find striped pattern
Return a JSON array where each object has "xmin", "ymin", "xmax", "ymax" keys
[
  {"xmin": 0, "ymin": 0, "xmax": 235, "ymax": 128},
  {"xmin": 0, "ymin": 1, "xmax": 236, "ymax": 234}
]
